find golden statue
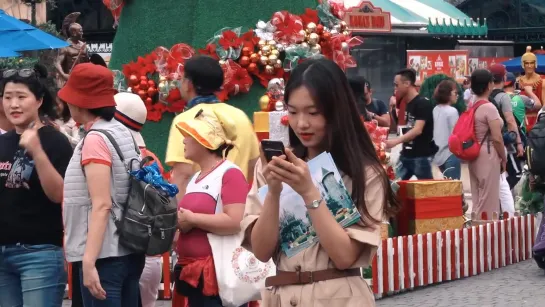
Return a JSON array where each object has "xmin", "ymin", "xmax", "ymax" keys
[
  {"xmin": 55, "ymin": 12, "xmax": 89, "ymax": 87},
  {"xmin": 517, "ymin": 46, "xmax": 545, "ymax": 130}
]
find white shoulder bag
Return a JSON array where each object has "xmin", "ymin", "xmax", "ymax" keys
[{"xmin": 207, "ymin": 168, "xmax": 275, "ymax": 307}]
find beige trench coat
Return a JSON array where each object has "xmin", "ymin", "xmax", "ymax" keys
[{"xmin": 241, "ymin": 160, "xmax": 384, "ymax": 307}]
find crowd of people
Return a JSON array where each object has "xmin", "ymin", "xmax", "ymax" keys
[
  {"xmin": 0, "ymin": 56, "xmax": 400, "ymax": 307},
  {"xmin": 1, "ymin": 50, "xmax": 542, "ymax": 306}
]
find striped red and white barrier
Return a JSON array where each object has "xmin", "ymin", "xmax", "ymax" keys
[{"xmin": 371, "ymin": 213, "xmax": 539, "ymax": 298}]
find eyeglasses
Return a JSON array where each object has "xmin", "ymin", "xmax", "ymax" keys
[{"xmin": 2, "ymin": 69, "xmax": 36, "ymax": 79}]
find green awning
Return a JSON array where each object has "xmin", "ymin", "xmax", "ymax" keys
[{"xmin": 389, "ymin": 0, "xmax": 488, "ymax": 36}]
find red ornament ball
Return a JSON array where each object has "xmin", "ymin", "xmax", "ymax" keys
[
  {"xmin": 247, "ymin": 63, "xmax": 258, "ymax": 73},
  {"xmin": 139, "ymin": 80, "xmax": 148, "ymax": 90},
  {"xmin": 147, "ymin": 80, "xmax": 155, "ymax": 87},
  {"xmin": 239, "ymin": 56, "xmax": 250, "ymax": 67},
  {"xmin": 129, "ymin": 75, "xmax": 138, "ymax": 85},
  {"xmin": 242, "ymin": 47, "xmax": 252, "ymax": 56},
  {"xmin": 140, "ymin": 75, "xmax": 147, "ymax": 81},
  {"xmin": 145, "ymin": 97, "xmax": 153, "ymax": 105},
  {"xmin": 280, "ymin": 115, "xmax": 289, "ymax": 126},
  {"xmin": 147, "ymin": 87, "xmax": 156, "ymax": 97},
  {"xmin": 322, "ymin": 32, "xmax": 332, "ymax": 41},
  {"xmin": 316, "ymin": 24, "xmax": 324, "ymax": 34}
]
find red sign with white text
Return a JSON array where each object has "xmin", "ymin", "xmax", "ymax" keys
[
  {"xmin": 344, "ymin": 1, "xmax": 392, "ymax": 33},
  {"xmin": 407, "ymin": 50, "xmax": 469, "ymax": 82}
]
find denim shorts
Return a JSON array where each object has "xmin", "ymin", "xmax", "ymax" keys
[{"xmin": 0, "ymin": 244, "xmax": 67, "ymax": 307}]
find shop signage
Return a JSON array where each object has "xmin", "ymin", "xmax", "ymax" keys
[
  {"xmin": 468, "ymin": 57, "xmax": 511, "ymax": 75},
  {"xmin": 407, "ymin": 50, "xmax": 469, "ymax": 82},
  {"xmin": 343, "ymin": 1, "xmax": 392, "ymax": 33}
]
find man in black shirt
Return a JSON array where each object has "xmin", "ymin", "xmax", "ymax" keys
[
  {"xmin": 349, "ymin": 76, "xmax": 391, "ymax": 127},
  {"xmin": 385, "ymin": 68, "xmax": 436, "ymax": 180}
]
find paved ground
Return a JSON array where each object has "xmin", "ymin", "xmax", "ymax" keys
[
  {"xmin": 377, "ymin": 260, "xmax": 545, "ymax": 307},
  {"xmin": 63, "ymin": 260, "xmax": 544, "ymax": 307}
]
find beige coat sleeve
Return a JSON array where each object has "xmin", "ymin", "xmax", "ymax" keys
[
  {"xmin": 344, "ymin": 167, "xmax": 385, "ymax": 266},
  {"xmin": 240, "ymin": 159, "xmax": 267, "ymax": 252}
]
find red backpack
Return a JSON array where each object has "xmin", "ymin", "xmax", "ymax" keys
[{"xmin": 448, "ymin": 100, "xmax": 489, "ymax": 161}]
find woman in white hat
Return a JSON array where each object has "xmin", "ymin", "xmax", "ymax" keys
[{"xmin": 114, "ymin": 92, "xmax": 165, "ymax": 307}]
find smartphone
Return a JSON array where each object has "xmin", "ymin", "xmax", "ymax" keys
[{"xmin": 261, "ymin": 139, "xmax": 285, "ymax": 162}]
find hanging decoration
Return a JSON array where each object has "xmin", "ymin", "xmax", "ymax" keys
[{"xmin": 113, "ymin": 0, "xmax": 363, "ymax": 122}]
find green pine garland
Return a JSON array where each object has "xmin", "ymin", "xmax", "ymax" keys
[{"xmin": 418, "ymin": 74, "xmax": 467, "ymax": 114}]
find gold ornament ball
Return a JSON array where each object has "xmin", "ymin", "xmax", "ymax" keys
[
  {"xmin": 276, "ymin": 44, "xmax": 285, "ymax": 52},
  {"xmin": 340, "ymin": 21, "xmax": 348, "ymax": 31},
  {"xmin": 306, "ymin": 22, "xmax": 317, "ymax": 33},
  {"xmin": 265, "ymin": 65, "xmax": 275, "ymax": 74},
  {"xmin": 271, "ymin": 49, "xmax": 280, "ymax": 57},
  {"xmin": 159, "ymin": 76, "xmax": 167, "ymax": 82},
  {"xmin": 308, "ymin": 33, "xmax": 320, "ymax": 45},
  {"xmin": 343, "ymin": 30, "xmax": 350, "ymax": 36},
  {"xmin": 259, "ymin": 95, "xmax": 270, "ymax": 111},
  {"xmin": 300, "ymin": 42, "xmax": 309, "ymax": 49},
  {"xmin": 310, "ymin": 44, "xmax": 321, "ymax": 54},
  {"xmin": 218, "ymin": 59, "xmax": 226, "ymax": 66},
  {"xmin": 274, "ymin": 59, "xmax": 283, "ymax": 69},
  {"xmin": 158, "ymin": 82, "xmax": 166, "ymax": 91},
  {"xmin": 268, "ymin": 54, "xmax": 278, "ymax": 64},
  {"xmin": 341, "ymin": 42, "xmax": 349, "ymax": 53},
  {"xmin": 258, "ymin": 39, "xmax": 267, "ymax": 48},
  {"xmin": 260, "ymin": 55, "xmax": 269, "ymax": 66},
  {"xmin": 261, "ymin": 45, "xmax": 271, "ymax": 56},
  {"xmin": 298, "ymin": 29, "xmax": 307, "ymax": 40},
  {"xmin": 267, "ymin": 40, "xmax": 277, "ymax": 46}
]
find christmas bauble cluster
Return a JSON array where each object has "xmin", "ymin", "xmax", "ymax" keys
[
  {"xmin": 301, "ymin": 21, "xmax": 350, "ymax": 53},
  {"xmin": 238, "ymin": 40, "xmax": 283, "ymax": 75},
  {"xmin": 128, "ymin": 75, "xmax": 157, "ymax": 105}
]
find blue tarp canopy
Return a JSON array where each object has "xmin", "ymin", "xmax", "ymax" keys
[{"xmin": 0, "ymin": 46, "xmax": 20, "ymax": 57}]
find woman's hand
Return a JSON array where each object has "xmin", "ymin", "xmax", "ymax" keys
[
  {"xmin": 82, "ymin": 261, "xmax": 106, "ymax": 300},
  {"xmin": 267, "ymin": 148, "xmax": 315, "ymax": 198},
  {"xmin": 263, "ymin": 159, "xmax": 284, "ymax": 195},
  {"xmin": 19, "ymin": 125, "xmax": 43, "ymax": 157},
  {"xmin": 501, "ymin": 158, "xmax": 507, "ymax": 173},
  {"xmin": 177, "ymin": 208, "xmax": 194, "ymax": 233}
]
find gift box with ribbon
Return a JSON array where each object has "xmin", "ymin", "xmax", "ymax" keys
[
  {"xmin": 397, "ymin": 180, "xmax": 464, "ymax": 235},
  {"xmin": 253, "ymin": 111, "xmax": 289, "ymax": 146}
]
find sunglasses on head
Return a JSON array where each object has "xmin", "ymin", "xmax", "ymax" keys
[{"xmin": 2, "ymin": 69, "xmax": 36, "ymax": 79}]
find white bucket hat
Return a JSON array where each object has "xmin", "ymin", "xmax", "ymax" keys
[{"xmin": 114, "ymin": 92, "xmax": 147, "ymax": 148}]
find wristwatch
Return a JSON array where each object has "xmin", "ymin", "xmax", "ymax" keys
[{"xmin": 305, "ymin": 198, "xmax": 323, "ymax": 209}]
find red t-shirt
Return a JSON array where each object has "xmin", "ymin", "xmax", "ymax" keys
[{"xmin": 176, "ymin": 166, "xmax": 248, "ymax": 258}]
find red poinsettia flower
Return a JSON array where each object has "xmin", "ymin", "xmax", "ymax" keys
[
  {"xmin": 218, "ymin": 30, "xmax": 242, "ymax": 50},
  {"xmin": 240, "ymin": 30, "xmax": 260, "ymax": 50},
  {"xmin": 251, "ymin": 66, "xmax": 286, "ymax": 88},
  {"xmin": 198, "ymin": 44, "xmax": 219, "ymax": 60},
  {"xmin": 300, "ymin": 8, "xmax": 319, "ymax": 26},
  {"xmin": 215, "ymin": 88, "xmax": 230, "ymax": 102}
]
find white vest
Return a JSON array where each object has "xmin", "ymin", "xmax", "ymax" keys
[
  {"xmin": 63, "ymin": 119, "xmax": 140, "ymax": 262},
  {"xmin": 185, "ymin": 160, "xmax": 239, "ymax": 214}
]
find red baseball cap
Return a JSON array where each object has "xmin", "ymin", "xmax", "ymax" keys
[
  {"xmin": 489, "ymin": 64, "xmax": 507, "ymax": 80},
  {"xmin": 58, "ymin": 63, "xmax": 116, "ymax": 109}
]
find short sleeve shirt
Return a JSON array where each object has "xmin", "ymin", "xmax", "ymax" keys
[
  {"xmin": 366, "ymin": 98, "xmax": 389, "ymax": 116},
  {"xmin": 402, "ymin": 95, "xmax": 436, "ymax": 157}
]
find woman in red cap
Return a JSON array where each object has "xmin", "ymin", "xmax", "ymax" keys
[
  {"xmin": 60, "ymin": 63, "xmax": 145, "ymax": 307},
  {"xmin": 0, "ymin": 66, "xmax": 73, "ymax": 306}
]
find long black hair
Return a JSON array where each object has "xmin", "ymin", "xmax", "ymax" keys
[
  {"xmin": 0, "ymin": 64, "xmax": 56, "ymax": 120},
  {"xmin": 284, "ymin": 58, "xmax": 400, "ymax": 223}
]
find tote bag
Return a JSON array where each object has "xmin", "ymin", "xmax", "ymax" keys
[{"xmin": 207, "ymin": 189, "xmax": 275, "ymax": 307}]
